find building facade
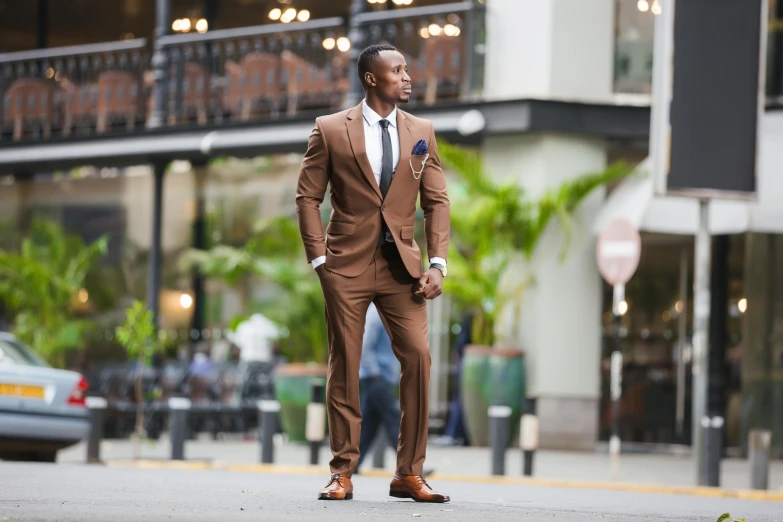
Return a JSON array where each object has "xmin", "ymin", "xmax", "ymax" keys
[{"xmin": 1, "ymin": 0, "xmax": 782, "ymax": 452}]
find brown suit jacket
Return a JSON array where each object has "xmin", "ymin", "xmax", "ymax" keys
[{"xmin": 295, "ymin": 102, "xmax": 450, "ymax": 279}]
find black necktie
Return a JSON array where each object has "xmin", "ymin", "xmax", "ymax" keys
[
  {"xmin": 379, "ymin": 119, "xmax": 393, "ymax": 198},
  {"xmin": 378, "ymin": 119, "xmax": 393, "ymax": 246}
]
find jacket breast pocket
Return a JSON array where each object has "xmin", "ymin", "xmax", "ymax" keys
[{"xmin": 327, "ymin": 221, "xmax": 356, "ymax": 235}]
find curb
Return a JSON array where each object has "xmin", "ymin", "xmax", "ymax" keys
[{"xmin": 107, "ymin": 460, "xmax": 783, "ymax": 503}]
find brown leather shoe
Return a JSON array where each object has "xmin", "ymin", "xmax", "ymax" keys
[
  {"xmin": 318, "ymin": 474, "xmax": 353, "ymax": 500},
  {"xmin": 389, "ymin": 473, "xmax": 450, "ymax": 503}
]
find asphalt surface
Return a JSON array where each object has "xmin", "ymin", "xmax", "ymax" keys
[{"xmin": 1, "ymin": 462, "xmax": 781, "ymax": 521}]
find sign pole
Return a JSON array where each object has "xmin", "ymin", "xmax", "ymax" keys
[
  {"xmin": 610, "ymin": 283, "xmax": 624, "ymax": 480},
  {"xmin": 596, "ymin": 217, "xmax": 641, "ymax": 482},
  {"xmin": 692, "ymin": 199, "xmax": 712, "ymax": 485}
]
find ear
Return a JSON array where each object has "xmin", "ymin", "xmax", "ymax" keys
[{"xmin": 365, "ymin": 72, "xmax": 376, "ymax": 87}]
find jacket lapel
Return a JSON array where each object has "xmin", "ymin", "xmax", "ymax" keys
[
  {"xmin": 396, "ymin": 110, "xmax": 414, "ymax": 179},
  {"xmin": 387, "ymin": 109, "xmax": 414, "ymax": 199},
  {"xmin": 346, "ymin": 103, "xmax": 383, "ymax": 201}
]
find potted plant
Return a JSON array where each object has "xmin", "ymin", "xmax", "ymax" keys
[
  {"xmin": 115, "ymin": 300, "xmax": 162, "ymax": 460},
  {"xmin": 438, "ymin": 141, "xmax": 632, "ymax": 446}
]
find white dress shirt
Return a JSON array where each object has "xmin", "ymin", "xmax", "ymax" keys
[{"xmin": 312, "ymin": 99, "xmax": 446, "ymax": 271}]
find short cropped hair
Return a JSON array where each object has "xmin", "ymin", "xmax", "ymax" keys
[{"xmin": 357, "ymin": 44, "xmax": 397, "ymax": 88}]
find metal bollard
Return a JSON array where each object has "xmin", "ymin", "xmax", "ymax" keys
[
  {"xmin": 258, "ymin": 400, "xmax": 280, "ymax": 464},
  {"xmin": 520, "ymin": 397, "xmax": 538, "ymax": 476},
  {"xmin": 700, "ymin": 416, "xmax": 723, "ymax": 487},
  {"xmin": 306, "ymin": 378, "xmax": 326, "ymax": 466},
  {"xmin": 372, "ymin": 431, "xmax": 386, "ymax": 469},
  {"xmin": 169, "ymin": 397, "xmax": 191, "ymax": 461},
  {"xmin": 85, "ymin": 397, "xmax": 108, "ymax": 464},
  {"xmin": 488, "ymin": 405, "xmax": 512, "ymax": 476},
  {"xmin": 749, "ymin": 429, "xmax": 772, "ymax": 490}
]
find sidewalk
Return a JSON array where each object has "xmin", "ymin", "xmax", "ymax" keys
[{"xmin": 58, "ymin": 435, "xmax": 783, "ymax": 492}]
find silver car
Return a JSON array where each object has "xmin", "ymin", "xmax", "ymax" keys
[{"xmin": 0, "ymin": 332, "xmax": 90, "ymax": 462}]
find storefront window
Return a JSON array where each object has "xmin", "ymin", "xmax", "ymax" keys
[{"xmin": 614, "ymin": 0, "xmax": 783, "ymax": 101}]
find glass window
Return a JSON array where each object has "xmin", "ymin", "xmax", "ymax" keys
[{"xmin": 0, "ymin": 339, "xmax": 49, "ymax": 367}]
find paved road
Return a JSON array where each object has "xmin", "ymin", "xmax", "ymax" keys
[
  {"xmin": 1, "ymin": 462, "xmax": 780, "ymax": 522},
  {"xmin": 58, "ymin": 436, "xmax": 783, "ymax": 491}
]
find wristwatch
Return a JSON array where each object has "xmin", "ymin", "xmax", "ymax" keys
[{"xmin": 430, "ymin": 263, "xmax": 447, "ymax": 277}]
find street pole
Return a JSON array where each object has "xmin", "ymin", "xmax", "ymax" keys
[
  {"xmin": 342, "ymin": 0, "xmax": 367, "ymax": 109},
  {"xmin": 675, "ymin": 248, "xmax": 689, "ymax": 440},
  {"xmin": 610, "ymin": 283, "xmax": 624, "ymax": 480},
  {"xmin": 149, "ymin": 0, "xmax": 170, "ymax": 129},
  {"xmin": 692, "ymin": 199, "xmax": 712, "ymax": 485}
]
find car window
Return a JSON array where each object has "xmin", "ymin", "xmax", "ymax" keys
[{"xmin": 0, "ymin": 339, "xmax": 49, "ymax": 368}]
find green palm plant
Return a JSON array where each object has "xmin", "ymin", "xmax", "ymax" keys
[
  {"xmin": 0, "ymin": 217, "xmax": 108, "ymax": 366},
  {"xmin": 178, "ymin": 214, "xmax": 328, "ymax": 364},
  {"xmin": 438, "ymin": 141, "xmax": 634, "ymax": 347}
]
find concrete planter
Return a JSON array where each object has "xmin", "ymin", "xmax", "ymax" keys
[
  {"xmin": 461, "ymin": 346, "xmax": 526, "ymax": 447},
  {"xmin": 273, "ymin": 363, "xmax": 327, "ymax": 443}
]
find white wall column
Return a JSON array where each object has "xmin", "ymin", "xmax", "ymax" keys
[{"xmin": 480, "ymin": 0, "xmax": 616, "ymax": 450}]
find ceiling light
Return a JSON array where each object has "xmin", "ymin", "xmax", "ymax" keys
[
  {"xmin": 651, "ymin": 0, "xmax": 662, "ymax": 15},
  {"xmin": 280, "ymin": 7, "xmax": 297, "ymax": 23},
  {"xmin": 637, "ymin": 0, "xmax": 649, "ymax": 12},
  {"xmin": 269, "ymin": 8, "xmax": 282, "ymax": 20},
  {"xmin": 196, "ymin": 18, "xmax": 208, "ymax": 33},
  {"xmin": 180, "ymin": 293, "xmax": 193, "ymax": 310},
  {"xmin": 419, "ymin": 27, "xmax": 430, "ymax": 39},
  {"xmin": 172, "ymin": 19, "xmax": 181, "ymax": 32},
  {"xmin": 336, "ymin": 37, "xmax": 351, "ymax": 52},
  {"xmin": 618, "ymin": 300, "xmax": 628, "ymax": 316},
  {"xmin": 738, "ymin": 298, "xmax": 748, "ymax": 314},
  {"xmin": 392, "ymin": 0, "xmax": 405, "ymax": 5},
  {"xmin": 297, "ymin": 9, "xmax": 310, "ymax": 22},
  {"xmin": 322, "ymin": 37, "xmax": 336, "ymax": 50},
  {"xmin": 444, "ymin": 24, "xmax": 457, "ymax": 37},
  {"xmin": 180, "ymin": 18, "xmax": 191, "ymax": 32},
  {"xmin": 428, "ymin": 23, "xmax": 441, "ymax": 36}
]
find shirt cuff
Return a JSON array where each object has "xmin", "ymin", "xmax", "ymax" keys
[
  {"xmin": 311, "ymin": 256, "xmax": 326, "ymax": 269},
  {"xmin": 429, "ymin": 257, "xmax": 447, "ymax": 267}
]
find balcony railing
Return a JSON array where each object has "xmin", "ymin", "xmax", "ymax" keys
[
  {"xmin": 0, "ymin": 1, "xmax": 485, "ymax": 145},
  {"xmin": 0, "ymin": 39, "xmax": 148, "ymax": 142},
  {"xmin": 159, "ymin": 17, "xmax": 347, "ymax": 126}
]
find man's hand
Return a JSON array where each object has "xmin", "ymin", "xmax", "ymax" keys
[{"xmin": 415, "ymin": 268, "xmax": 444, "ymax": 300}]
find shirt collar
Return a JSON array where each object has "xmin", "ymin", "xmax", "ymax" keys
[{"xmin": 362, "ymin": 99, "xmax": 397, "ymax": 128}]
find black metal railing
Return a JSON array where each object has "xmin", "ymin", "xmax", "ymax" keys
[
  {"xmin": 0, "ymin": 1, "xmax": 486, "ymax": 144},
  {"xmin": 158, "ymin": 17, "xmax": 347, "ymax": 126},
  {"xmin": 355, "ymin": 1, "xmax": 485, "ymax": 105},
  {"xmin": 0, "ymin": 39, "xmax": 148, "ymax": 142}
]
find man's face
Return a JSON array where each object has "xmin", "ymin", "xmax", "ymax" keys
[{"xmin": 367, "ymin": 50, "xmax": 412, "ymax": 104}]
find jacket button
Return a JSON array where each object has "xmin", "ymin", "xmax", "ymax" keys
[{"xmin": 381, "ymin": 205, "xmax": 386, "ymax": 211}]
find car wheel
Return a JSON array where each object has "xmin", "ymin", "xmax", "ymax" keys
[{"xmin": 37, "ymin": 451, "xmax": 57, "ymax": 463}]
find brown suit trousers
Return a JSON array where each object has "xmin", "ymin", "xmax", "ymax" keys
[{"xmin": 296, "ymin": 103, "xmax": 450, "ymax": 476}]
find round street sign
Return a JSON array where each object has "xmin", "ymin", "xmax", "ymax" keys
[{"xmin": 597, "ymin": 218, "xmax": 641, "ymax": 286}]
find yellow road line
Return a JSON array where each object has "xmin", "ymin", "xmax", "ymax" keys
[{"xmin": 106, "ymin": 460, "xmax": 783, "ymax": 503}]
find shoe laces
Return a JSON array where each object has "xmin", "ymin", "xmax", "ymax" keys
[
  {"xmin": 416, "ymin": 475, "xmax": 431, "ymax": 490},
  {"xmin": 326, "ymin": 474, "xmax": 344, "ymax": 487}
]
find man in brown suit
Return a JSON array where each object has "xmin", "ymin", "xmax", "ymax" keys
[{"xmin": 296, "ymin": 44, "xmax": 450, "ymax": 503}]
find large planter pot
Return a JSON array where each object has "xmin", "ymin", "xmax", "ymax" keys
[
  {"xmin": 461, "ymin": 346, "xmax": 494, "ymax": 446},
  {"xmin": 461, "ymin": 346, "xmax": 526, "ymax": 447},
  {"xmin": 487, "ymin": 348, "xmax": 526, "ymax": 445},
  {"xmin": 274, "ymin": 362, "xmax": 327, "ymax": 443}
]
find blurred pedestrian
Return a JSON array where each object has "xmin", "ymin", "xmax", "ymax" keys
[{"xmin": 431, "ymin": 314, "xmax": 471, "ymax": 447}]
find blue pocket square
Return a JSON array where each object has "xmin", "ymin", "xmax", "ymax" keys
[{"xmin": 412, "ymin": 139, "xmax": 428, "ymax": 155}]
